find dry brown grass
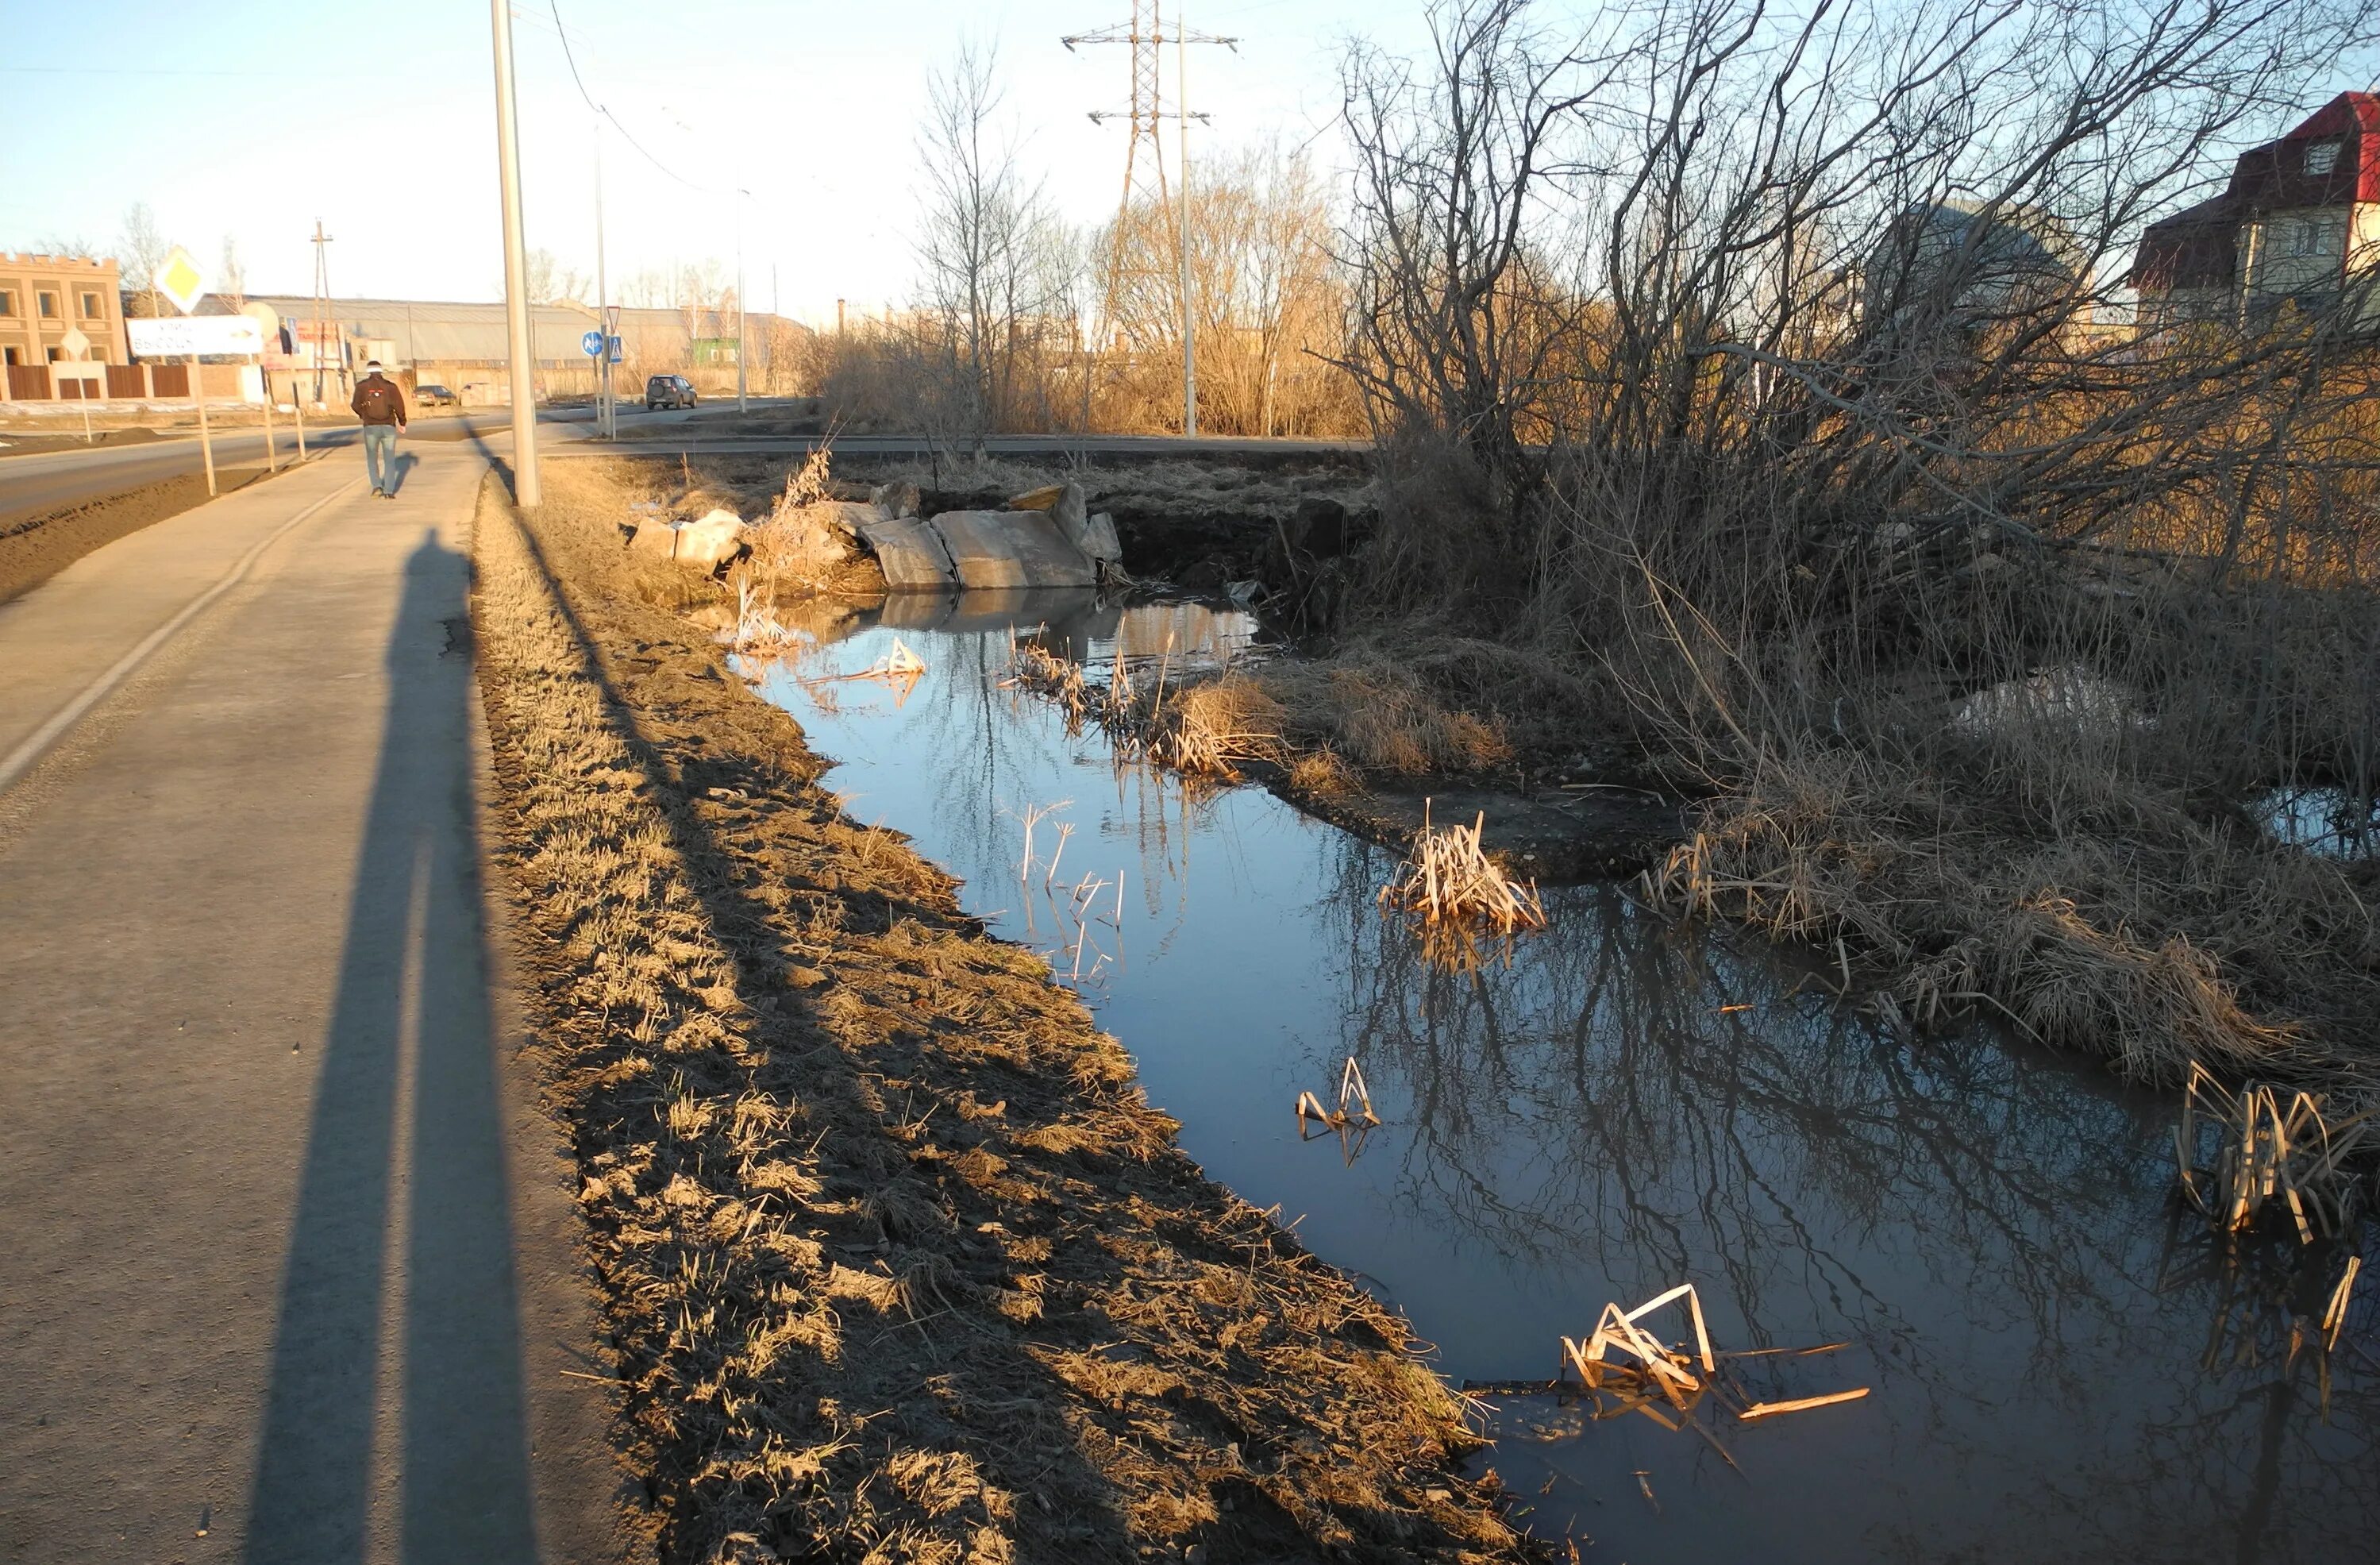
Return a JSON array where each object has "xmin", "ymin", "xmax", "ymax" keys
[
  {"xmin": 1153, "ymin": 676, "xmax": 1288, "ymax": 777},
  {"xmin": 474, "ymin": 461, "xmax": 1530, "ymax": 1564},
  {"xmin": 1265, "ymin": 653, "xmax": 1514, "ymax": 779},
  {"xmin": 1009, "ymin": 636, "xmax": 1515, "ymax": 799},
  {"xmin": 1644, "ymin": 742, "xmax": 2380, "ymax": 1097}
]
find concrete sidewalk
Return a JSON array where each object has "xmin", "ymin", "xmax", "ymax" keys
[{"xmin": 0, "ymin": 445, "xmax": 630, "ymax": 1563}]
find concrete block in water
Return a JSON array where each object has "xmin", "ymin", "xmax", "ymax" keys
[
  {"xmin": 928, "ymin": 509, "xmax": 1098, "ymax": 590},
  {"xmin": 854, "ymin": 513, "xmax": 961, "ymax": 591},
  {"xmin": 1079, "ymin": 510, "xmax": 1123, "ymax": 565}
]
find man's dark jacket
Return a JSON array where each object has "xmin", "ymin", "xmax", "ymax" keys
[{"xmin": 352, "ymin": 373, "xmax": 406, "ymax": 426}]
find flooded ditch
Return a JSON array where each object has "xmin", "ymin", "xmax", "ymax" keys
[{"xmin": 744, "ymin": 590, "xmax": 2379, "ymax": 1564}]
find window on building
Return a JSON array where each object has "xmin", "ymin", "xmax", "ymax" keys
[
  {"xmin": 46, "ymin": 347, "xmax": 64, "ymax": 362},
  {"xmin": 37, "ymin": 291, "xmax": 57, "ymax": 318},
  {"xmin": 2305, "ymin": 141, "xmax": 2340, "ymax": 176},
  {"xmin": 79, "ymin": 291, "xmax": 102, "ymax": 318},
  {"xmin": 0, "ymin": 289, "xmax": 14, "ymax": 316},
  {"xmin": 2, "ymin": 347, "xmax": 17, "ymax": 365},
  {"xmin": 2289, "ymin": 219, "xmax": 2316, "ymax": 256}
]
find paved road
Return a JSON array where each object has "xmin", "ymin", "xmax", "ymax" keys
[
  {"xmin": 0, "ymin": 423, "xmax": 355, "ymax": 518},
  {"xmin": 2, "ymin": 404, "xmax": 1364, "ymax": 522},
  {"xmin": 0, "ymin": 403, "xmax": 703, "ymax": 520},
  {"xmin": 0, "ymin": 449, "xmax": 626, "ymax": 1563}
]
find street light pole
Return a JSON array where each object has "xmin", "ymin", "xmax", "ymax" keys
[
  {"xmin": 735, "ymin": 187, "xmax": 749, "ymax": 412},
  {"xmin": 491, "ymin": 0, "xmax": 541, "ymax": 504}
]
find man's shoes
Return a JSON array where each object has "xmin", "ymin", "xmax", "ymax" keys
[{"xmin": 372, "ymin": 488, "xmax": 385, "ymax": 497}]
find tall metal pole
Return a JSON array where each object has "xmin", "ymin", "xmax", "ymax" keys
[
  {"xmin": 595, "ymin": 118, "xmax": 612, "ymax": 439},
  {"xmin": 735, "ymin": 189, "xmax": 749, "ymax": 412},
  {"xmin": 491, "ymin": 0, "xmax": 541, "ymax": 504},
  {"xmin": 1176, "ymin": 11, "xmax": 1195, "ymax": 437}
]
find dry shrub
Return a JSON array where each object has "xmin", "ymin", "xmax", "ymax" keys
[
  {"xmin": 1648, "ymin": 739, "xmax": 2378, "ymax": 1093},
  {"xmin": 1288, "ymin": 748, "xmax": 1362, "ymax": 796},
  {"xmin": 1272, "ymin": 655, "xmax": 1513, "ymax": 777},
  {"xmin": 1155, "ymin": 676, "xmax": 1286, "ymax": 777}
]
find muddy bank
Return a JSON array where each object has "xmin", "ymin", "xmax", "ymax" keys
[
  {"xmin": 0, "ymin": 426, "xmax": 175, "ymax": 457},
  {"xmin": 0, "ymin": 465, "xmax": 269, "ymax": 603},
  {"xmin": 1280, "ymin": 780, "xmax": 1682, "ymax": 882},
  {"xmin": 471, "ymin": 462, "xmax": 1535, "ymax": 1563}
]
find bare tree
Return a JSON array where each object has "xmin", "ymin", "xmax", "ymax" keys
[
  {"xmin": 915, "ymin": 40, "xmax": 1074, "ymax": 451},
  {"xmin": 118, "ymin": 202, "xmax": 170, "ymax": 318},
  {"xmin": 521, "ymin": 247, "xmax": 591, "ymax": 305},
  {"xmin": 218, "ymin": 237, "xmax": 247, "ymax": 308},
  {"xmin": 1319, "ymin": 0, "xmax": 2380, "ymax": 1089}
]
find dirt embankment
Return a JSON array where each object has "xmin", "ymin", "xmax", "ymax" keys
[
  {"xmin": 0, "ymin": 426, "xmax": 174, "ymax": 457},
  {"xmin": 0, "ymin": 467, "xmax": 268, "ymax": 603},
  {"xmin": 471, "ymin": 464, "xmax": 1532, "ymax": 1564}
]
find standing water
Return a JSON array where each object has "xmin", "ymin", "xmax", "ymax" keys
[{"xmin": 746, "ymin": 591, "xmax": 2378, "ymax": 1564}]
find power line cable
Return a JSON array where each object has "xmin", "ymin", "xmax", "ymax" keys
[{"xmin": 541, "ymin": 0, "xmax": 717, "ymax": 194}]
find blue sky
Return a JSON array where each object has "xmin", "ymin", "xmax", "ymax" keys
[
  {"xmin": 5, "ymin": 3, "xmax": 2372, "ymax": 325},
  {"xmin": 0, "ymin": 0, "xmax": 1427, "ymax": 323}
]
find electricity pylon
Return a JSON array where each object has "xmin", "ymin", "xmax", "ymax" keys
[{"xmin": 1064, "ymin": 2, "xmax": 1235, "ymax": 434}]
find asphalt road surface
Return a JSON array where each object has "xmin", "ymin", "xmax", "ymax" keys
[
  {"xmin": 0, "ymin": 403, "xmax": 688, "ymax": 520},
  {"xmin": 0, "ymin": 399, "xmax": 1368, "ymax": 524}
]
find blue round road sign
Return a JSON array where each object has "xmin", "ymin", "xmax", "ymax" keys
[{"xmin": 582, "ymin": 330, "xmax": 606, "ymax": 357}]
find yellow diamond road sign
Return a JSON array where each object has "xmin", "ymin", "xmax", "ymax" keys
[{"xmin": 153, "ymin": 246, "xmax": 209, "ymax": 316}]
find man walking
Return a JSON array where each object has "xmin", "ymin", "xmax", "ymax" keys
[{"xmin": 351, "ymin": 360, "xmax": 407, "ymax": 498}]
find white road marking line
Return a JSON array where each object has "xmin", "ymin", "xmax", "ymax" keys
[{"xmin": 0, "ymin": 478, "xmax": 365, "ymax": 795}]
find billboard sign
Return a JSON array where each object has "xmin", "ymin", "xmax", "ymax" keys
[{"xmin": 129, "ymin": 315, "xmax": 265, "ymax": 358}]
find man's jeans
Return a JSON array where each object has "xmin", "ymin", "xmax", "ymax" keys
[{"xmin": 362, "ymin": 424, "xmax": 398, "ymax": 492}]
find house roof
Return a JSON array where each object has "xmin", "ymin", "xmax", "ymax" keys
[
  {"xmin": 2131, "ymin": 92, "xmax": 2378, "ymax": 290},
  {"xmin": 2224, "ymin": 91, "xmax": 2380, "ymax": 207},
  {"xmin": 2133, "ymin": 195, "xmax": 2237, "ymax": 292}
]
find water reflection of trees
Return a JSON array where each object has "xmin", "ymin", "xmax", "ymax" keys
[
  {"xmin": 1311, "ymin": 838, "xmax": 2380, "ymax": 1559},
  {"xmin": 757, "ymin": 613, "xmax": 1236, "ymax": 973},
  {"xmin": 1319, "ymin": 832, "xmax": 2161, "ymax": 1343}
]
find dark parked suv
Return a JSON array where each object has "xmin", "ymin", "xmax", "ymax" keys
[
  {"xmin": 645, "ymin": 374, "xmax": 697, "ymax": 411},
  {"xmin": 414, "ymin": 383, "xmax": 458, "ymax": 408}
]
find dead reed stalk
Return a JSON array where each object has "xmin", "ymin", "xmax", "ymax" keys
[
  {"xmin": 1379, "ymin": 802, "xmax": 1547, "ymax": 935},
  {"xmin": 2176, "ymin": 1062, "xmax": 2374, "ymax": 1243},
  {"xmin": 1556, "ymin": 1283, "xmax": 1866, "ymax": 1448}
]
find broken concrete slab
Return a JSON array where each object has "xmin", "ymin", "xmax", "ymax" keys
[
  {"xmin": 629, "ymin": 508, "xmax": 750, "ymax": 570},
  {"xmin": 930, "ymin": 509, "xmax": 1098, "ymax": 591},
  {"xmin": 1078, "ymin": 511, "xmax": 1123, "ymax": 567},
  {"xmin": 871, "ymin": 480, "xmax": 922, "ymax": 521},
  {"xmin": 853, "ymin": 514, "xmax": 961, "ymax": 591}
]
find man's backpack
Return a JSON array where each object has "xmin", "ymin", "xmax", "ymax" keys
[{"xmin": 356, "ymin": 380, "xmax": 399, "ymax": 422}]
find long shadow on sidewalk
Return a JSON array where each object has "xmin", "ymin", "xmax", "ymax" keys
[{"xmin": 242, "ymin": 530, "xmax": 539, "ymax": 1564}]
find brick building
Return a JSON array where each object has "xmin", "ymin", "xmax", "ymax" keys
[
  {"xmin": 0, "ymin": 253, "xmax": 133, "ymax": 399},
  {"xmin": 2133, "ymin": 92, "xmax": 2380, "ymax": 332}
]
